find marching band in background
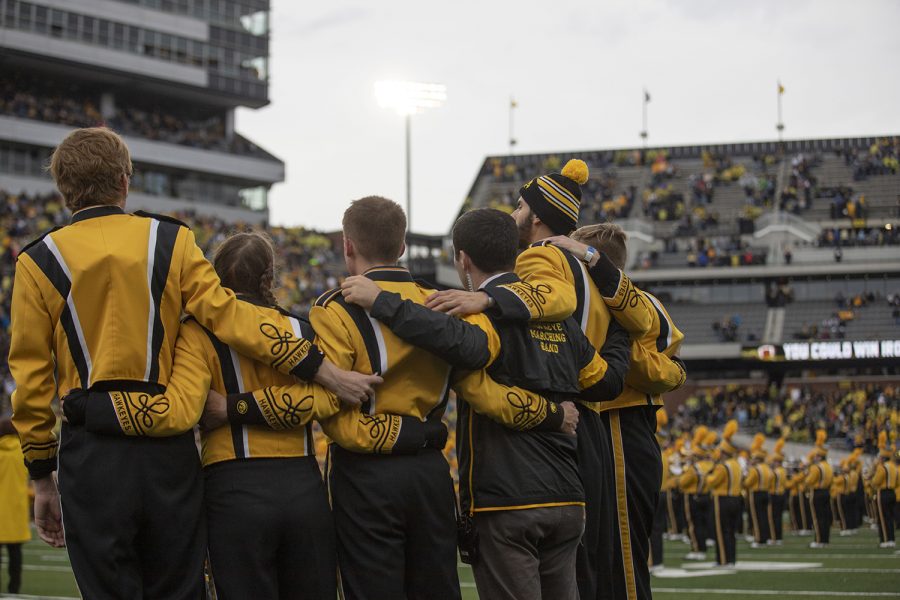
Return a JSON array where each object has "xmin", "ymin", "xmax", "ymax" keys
[{"xmin": 654, "ymin": 420, "xmax": 900, "ymax": 567}]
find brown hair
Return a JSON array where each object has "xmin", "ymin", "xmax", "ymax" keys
[
  {"xmin": 571, "ymin": 223, "xmax": 628, "ymax": 268},
  {"xmin": 342, "ymin": 196, "xmax": 406, "ymax": 263},
  {"xmin": 212, "ymin": 232, "xmax": 277, "ymax": 306},
  {"xmin": 48, "ymin": 127, "xmax": 133, "ymax": 212}
]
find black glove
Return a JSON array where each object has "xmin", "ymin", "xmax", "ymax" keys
[
  {"xmin": 61, "ymin": 389, "xmax": 88, "ymax": 426},
  {"xmin": 587, "ymin": 251, "xmax": 622, "ymax": 297},
  {"xmin": 423, "ymin": 419, "xmax": 449, "ymax": 450}
]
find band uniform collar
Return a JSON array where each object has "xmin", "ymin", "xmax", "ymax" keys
[
  {"xmin": 71, "ymin": 205, "xmax": 126, "ymax": 224},
  {"xmin": 363, "ymin": 266, "xmax": 414, "ymax": 283},
  {"xmin": 478, "ymin": 272, "xmax": 518, "ymax": 289}
]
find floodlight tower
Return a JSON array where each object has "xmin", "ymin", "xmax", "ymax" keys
[{"xmin": 375, "ymin": 80, "xmax": 447, "ymax": 231}]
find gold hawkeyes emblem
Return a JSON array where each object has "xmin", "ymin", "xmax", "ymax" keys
[{"xmin": 236, "ymin": 400, "xmax": 249, "ymax": 415}]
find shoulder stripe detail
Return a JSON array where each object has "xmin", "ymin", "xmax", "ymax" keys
[
  {"xmin": 200, "ymin": 328, "xmax": 247, "ymax": 459},
  {"xmin": 143, "ymin": 220, "xmax": 180, "ymax": 383},
  {"xmin": 27, "ymin": 236, "xmax": 92, "ymax": 387},
  {"xmin": 315, "ymin": 288, "xmax": 342, "ymax": 307},
  {"xmin": 560, "ymin": 250, "xmax": 588, "ymax": 332},
  {"xmin": 645, "ymin": 293, "xmax": 673, "ymax": 352},
  {"xmin": 19, "ymin": 226, "xmax": 63, "ymax": 256},
  {"xmin": 333, "ymin": 296, "xmax": 382, "ymax": 414}
]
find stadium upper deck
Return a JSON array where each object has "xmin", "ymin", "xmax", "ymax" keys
[
  {"xmin": 444, "ymin": 136, "xmax": 900, "ymax": 372},
  {"xmin": 0, "ymin": 0, "xmax": 281, "ymax": 223}
]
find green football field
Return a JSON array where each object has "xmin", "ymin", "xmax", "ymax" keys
[{"xmin": 4, "ymin": 525, "xmax": 899, "ymax": 599}]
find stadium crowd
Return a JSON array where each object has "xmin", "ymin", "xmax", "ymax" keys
[
  {"xmin": 672, "ymin": 383, "xmax": 899, "ymax": 452},
  {"xmin": 0, "ymin": 72, "xmax": 262, "ymax": 155},
  {"xmin": 841, "ymin": 138, "xmax": 900, "ymax": 181}
]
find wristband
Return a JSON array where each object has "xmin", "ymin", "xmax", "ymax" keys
[{"xmin": 583, "ymin": 246, "xmax": 597, "ymax": 264}]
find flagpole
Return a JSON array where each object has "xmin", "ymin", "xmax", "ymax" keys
[
  {"xmin": 640, "ymin": 88, "xmax": 649, "ymax": 147},
  {"xmin": 509, "ymin": 96, "xmax": 517, "ymax": 154},
  {"xmin": 776, "ymin": 80, "xmax": 784, "ymax": 141}
]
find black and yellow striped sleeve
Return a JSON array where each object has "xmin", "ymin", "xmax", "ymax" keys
[
  {"xmin": 586, "ymin": 253, "xmax": 653, "ymax": 336},
  {"xmin": 370, "ymin": 291, "xmax": 499, "ymax": 369},
  {"xmin": 177, "ymin": 228, "xmax": 324, "ymax": 380},
  {"xmin": 63, "ymin": 322, "xmax": 213, "ymax": 437},
  {"xmin": 8, "ymin": 259, "xmax": 59, "ymax": 479},
  {"xmin": 451, "ymin": 370, "xmax": 564, "ymax": 432},
  {"xmin": 485, "ymin": 245, "xmax": 577, "ymax": 322},
  {"xmin": 226, "ymin": 384, "xmax": 340, "ymax": 430},
  {"xmin": 625, "ymin": 342, "xmax": 687, "ymax": 395}
]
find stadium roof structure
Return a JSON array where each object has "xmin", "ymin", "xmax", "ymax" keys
[{"xmin": 0, "ymin": 0, "xmax": 282, "ymax": 223}]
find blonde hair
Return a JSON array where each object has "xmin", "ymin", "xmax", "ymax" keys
[
  {"xmin": 571, "ymin": 223, "xmax": 628, "ymax": 268},
  {"xmin": 49, "ymin": 127, "xmax": 133, "ymax": 212}
]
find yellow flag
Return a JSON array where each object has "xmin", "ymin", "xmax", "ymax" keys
[{"xmin": 778, "ymin": 82, "xmax": 785, "ymax": 95}]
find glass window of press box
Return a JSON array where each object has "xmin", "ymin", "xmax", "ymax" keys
[
  {"xmin": 0, "ymin": 0, "xmax": 270, "ymax": 100},
  {"xmin": 0, "ymin": 143, "xmax": 268, "ymax": 212}
]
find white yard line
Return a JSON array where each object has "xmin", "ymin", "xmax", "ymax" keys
[
  {"xmin": 20, "ymin": 564, "xmax": 75, "ymax": 573},
  {"xmin": 653, "ymin": 588, "xmax": 900, "ymax": 597}
]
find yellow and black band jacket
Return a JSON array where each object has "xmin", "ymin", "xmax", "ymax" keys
[
  {"xmin": 771, "ymin": 465, "xmax": 788, "ymax": 495},
  {"xmin": 63, "ymin": 297, "xmax": 340, "ymax": 466},
  {"xmin": 307, "ymin": 267, "xmax": 570, "ymax": 456},
  {"xmin": 361, "ymin": 271, "xmax": 631, "ymax": 512},
  {"xmin": 10, "ymin": 207, "xmax": 322, "ymax": 478},
  {"xmin": 483, "ymin": 242, "xmax": 686, "ymax": 411},
  {"xmin": 870, "ymin": 460, "xmax": 898, "ymax": 492},
  {"xmin": 805, "ymin": 460, "xmax": 834, "ymax": 490},
  {"xmin": 680, "ymin": 458, "xmax": 714, "ymax": 495},
  {"xmin": 706, "ymin": 457, "xmax": 744, "ymax": 497},
  {"xmin": 744, "ymin": 463, "xmax": 775, "ymax": 494}
]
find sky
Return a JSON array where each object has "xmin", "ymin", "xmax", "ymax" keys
[{"xmin": 236, "ymin": 0, "xmax": 900, "ymax": 235}]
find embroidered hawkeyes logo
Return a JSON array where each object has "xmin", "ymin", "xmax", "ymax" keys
[{"xmin": 236, "ymin": 400, "xmax": 249, "ymax": 415}]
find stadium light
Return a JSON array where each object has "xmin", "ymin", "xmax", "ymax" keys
[{"xmin": 375, "ymin": 80, "xmax": 447, "ymax": 232}]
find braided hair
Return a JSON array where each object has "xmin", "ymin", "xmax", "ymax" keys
[{"xmin": 212, "ymin": 232, "xmax": 278, "ymax": 307}]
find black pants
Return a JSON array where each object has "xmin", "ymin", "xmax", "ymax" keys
[
  {"xmin": 574, "ymin": 404, "xmax": 615, "ymax": 600},
  {"xmin": 854, "ymin": 485, "xmax": 866, "ymax": 529},
  {"xmin": 769, "ymin": 493, "xmax": 786, "ymax": 541},
  {"xmin": 58, "ymin": 424, "xmax": 205, "ymax": 600},
  {"xmin": 796, "ymin": 492, "xmax": 810, "ymax": 531},
  {"xmin": 664, "ymin": 490, "xmax": 684, "ymax": 535},
  {"xmin": 834, "ymin": 494, "xmax": 848, "ymax": 531},
  {"xmin": 205, "ymin": 457, "xmax": 335, "ymax": 600},
  {"xmin": 876, "ymin": 489, "xmax": 896, "ymax": 543},
  {"xmin": 649, "ymin": 492, "xmax": 666, "ymax": 567},
  {"xmin": 602, "ymin": 407, "xmax": 661, "ymax": 600},
  {"xmin": 1, "ymin": 544, "xmax": 22, "ymax": 594},
  {"xmin": 712, "ymin": 496, "xmax": 741, "ymax": 565},
  {"xmin": 810, "ymin": 489, "xmax": 832, "ymax": 544},
  {"xmin": 749, "ymin": 491, "xmax": 771, "ymax": 543},
  {"xmin": 841, "ymin": 492, "xmax": 860, "ymax": 530},
  {"xmin": 686, "ymin": 494, "xmax": 709, "ymax": 553},
  {"xmin": 328, "ymin": 445, "xmax": 460, "ymax": 600}
]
